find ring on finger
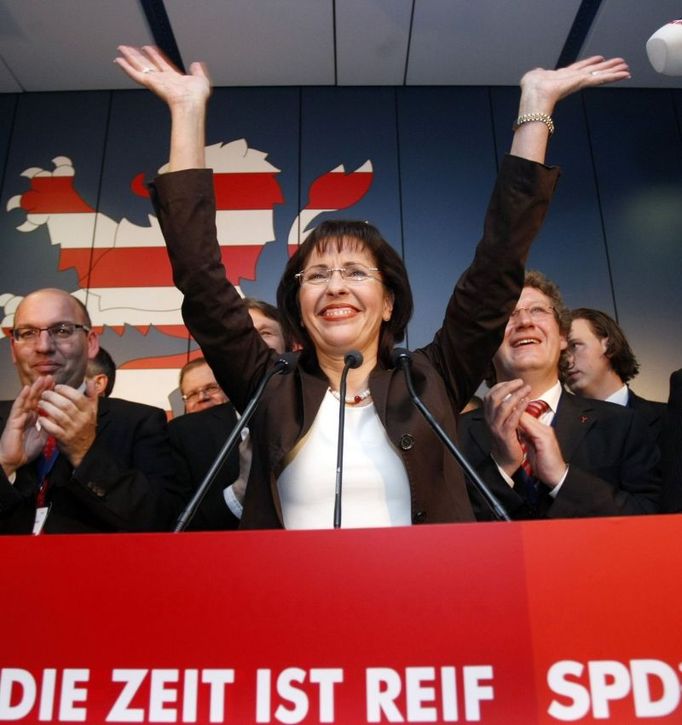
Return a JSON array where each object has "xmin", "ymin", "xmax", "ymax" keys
[{"xmin": 141, "ymin": 67, "xmax": 156, "ymax": 74}]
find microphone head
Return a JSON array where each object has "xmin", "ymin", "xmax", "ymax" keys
[
  {"xmin": 274, "ymin": 351, "xmax": 299, "ymax": 375},
  {"xmin": 391, "ymin": 347, "xmax": 412, "ymax": 368},
  {"xmin": 344, "ymin": 350, "xmax": 363, "ymax": 369},
  {"xmin": 647, "ymin": 20, "xmax": 682, "ymax": 75}
]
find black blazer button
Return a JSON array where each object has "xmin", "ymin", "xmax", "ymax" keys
[
  {"xmin": 399, "ymin": 433, "xmax": 414, "ymax": 450},
  {"xmin": 413, "ymin": 511, "xmax": 426, "ymax": 523}
]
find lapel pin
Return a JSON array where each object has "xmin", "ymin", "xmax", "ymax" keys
[{"xmin": 580, "ymin": 415, "xmax": 589, "ymax": 424}]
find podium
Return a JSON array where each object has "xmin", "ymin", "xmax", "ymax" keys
[{"xmin": 1, "ymin": 515, "xmax": 681, "ymax": 723}]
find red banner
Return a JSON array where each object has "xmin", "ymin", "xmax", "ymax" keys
[{"xmin": 1, "ymin": 516, "xmax": 681, "ymax": 723}]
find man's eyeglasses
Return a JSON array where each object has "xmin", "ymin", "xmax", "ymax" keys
[
  {"xmin": 295, "ymin": 264, "xmax": 380, "ymax": 286},
  {"xmin": 11, "ymin": 322, "xmax": 90, "ymax": 344},
  {"xmin": 509, "ymin": 304, "xmax": 555, "ymax": 321},
  {"xmin": 181, "ymin": 383, "xmax": 223, "ymax": 402}
]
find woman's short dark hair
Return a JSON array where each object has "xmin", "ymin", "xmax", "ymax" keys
[
  {"xmin": 276, "ymin": 220, "xmax": 413, "ymax": 369},
  {"xmin": 570, "ymin": 307, "xmax": 640, "ymax": 383}
]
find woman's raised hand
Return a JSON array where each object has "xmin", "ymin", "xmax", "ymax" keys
[
  {"xmin": 518, "ymin": 55, "xmax": 630, "ymax": 115},
  {"xmin": 115, "ymin": 45, "xmax": 211, "ymax": 170},
  {"xmin": 511, "ymin": 55, "xmax": 630, "ymax": 163},
  {"xmin": 115, "ymin": 45, "xmax": 211, "ymax": 111}
]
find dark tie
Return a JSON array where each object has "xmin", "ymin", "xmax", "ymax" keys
[
  {"xmin": 36, "ymin": 435, "xmax": 58, "ymax": 508},
  {"xmin": 515, "ymin": 400, "xmax": 550, "ymax": 506},
  {"xmin": 519, "ymin": 399, "xmax": 550, "ymax": 477}
]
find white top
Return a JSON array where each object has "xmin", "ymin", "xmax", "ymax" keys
[{"xmin": 277, "ymin": 389, "xmax": 411, "ymax": 529}]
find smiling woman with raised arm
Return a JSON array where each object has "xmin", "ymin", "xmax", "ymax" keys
[{"xmin": 115, "ymin": 46, "xmax": 629, "ymax": 529}]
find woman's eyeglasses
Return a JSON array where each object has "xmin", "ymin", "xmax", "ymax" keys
[{"xmin": 295, "ymin": 264, "xmax": 380, "ymax": 286}]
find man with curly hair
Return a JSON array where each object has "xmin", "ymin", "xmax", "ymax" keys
[{"xmin": 459, "ymin": 271, "xmax": 661, "ymax": 520}]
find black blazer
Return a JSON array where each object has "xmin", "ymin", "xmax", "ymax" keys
[
  {"xmin": 0, "ymin": 397, "xmax": 184, "ymax": 534},
  {"xmin": 628, "ymin": 389, "xmax": 667, "ymax": 443},
  {"xmin": 168, "ymin": 402, "xmax": 241, "ymax": 530},
  {"xmin": 458, "ymin": 391, "xmax": 661, "ymax": 520}
]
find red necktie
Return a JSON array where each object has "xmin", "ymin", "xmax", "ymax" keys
[
  {"xmin": 36, "ymin": 435, "xmax": 58, "ymax": 507},
  {"xmin": 519, "ymin": 400, "xmax": 550, "ymax": 477}
]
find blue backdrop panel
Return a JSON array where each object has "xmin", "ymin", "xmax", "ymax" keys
[
  {"xmin": 103, "ymin": 90, "xmax": 172, "ymax": 225},
  {"xmin": 0, "ymin": 95, "xmax": 18, "ymax": 182},
  {"xmin": 584, "ymin": 88, "xmax": 682, "ymax": 400},
  {"xmin": 0, "ymin": 92, "xmax": 110, "ymax": 294},
  {"xmin": 208, "ymin": 87, "xmax": 300, "ymax": 304},
  {"xmin": 104, "ymin": 86, "xmax": 301, "ymax": 306},
  {"xmin": 397, "ymin": 87, "xmax": 498, "ymax": 352},
  {"xmin": 94, "ymin": 87, "xmax": 301, "ymax": 410},
  {"xmin": 0, "ymin": 92, "xmax": 110, "ymax": 399},
  {"xmin": 491, "ymin": 89, "xmax": 616, "ymax": 315},
  {"xmin": 299, "ymin": 86, "xmax": 401, "ymax": 250},
  {"xmin": 93, "ymin": 90, "xmax": 188, "ymax": 378},
  {"xmin": 0, "ymin": 85, "xmax": 679, "ymax": 405},
  {"xmin": 0, "ymin": 94, "xmax": 19, "ymax": 399}
]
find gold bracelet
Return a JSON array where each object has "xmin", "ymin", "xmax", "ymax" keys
[{"xmin": 512, "ymin": 113, "xmax": 554, "ymax": 136}]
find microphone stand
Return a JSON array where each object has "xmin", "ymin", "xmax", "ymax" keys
[
  {"xmin": 174, "ymin": 354, "xmax": 298, "ymax": 532},
  {"xmin": 393, "ymin": 348, "xmax": 511, "ymax": 522},
  {"xmin": 333, "ymin": 350, "xmax": 363, "ymax": 528}
]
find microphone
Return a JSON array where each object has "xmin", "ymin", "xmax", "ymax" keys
[
  {"xmin": 333, "ymin": 350, "xmax": 363, "ymax": 528},
  {"xmin": 391, "ymin": 348, "xmax": 511, "ymax": 522},
  {"xmin": 174, "ymin": 352, "xmax": 299, "ymax": 532},
  {"xmin": 646, "ymin": 20, "xmax": 682, "ymax": 75}
]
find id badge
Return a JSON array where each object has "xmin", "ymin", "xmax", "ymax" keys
[{"xmin": 33, "ymin": 505, "xmax": 51, "ymax": 535}]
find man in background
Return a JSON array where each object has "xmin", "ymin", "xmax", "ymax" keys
[
  {"xmin": 0, "ymin": 288, "xmax": 185, "ymax": 533},
  {"xmin": 179, "ymin": 357, "xmax": 229, "ymax": 414},
  {"xmin": 565, "ymin": 307, "xmax": 666, "ymax": 441},
  {"xmin": 86, "ymin": 346, "xmax": 116, "ymax": 398},
  {"xmin": 170, "ymin": 298, "xmax": 287, "ymax": 530}
]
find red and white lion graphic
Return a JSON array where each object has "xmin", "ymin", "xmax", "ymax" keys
[{"xmin": 2, "ymin": 140, "xmax": 372, "ymax": 411}]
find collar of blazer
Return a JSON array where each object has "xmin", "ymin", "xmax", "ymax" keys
[
  {"xmin": 552, "ymin": 392, "xmax": 597, "ymax": 462},
  {"xmin": 95, "ymin": 395, "xmax": 111, "ymax": 434},
  {"xmin": 627, "ymin": 390, "xmax": 666, "ymax": 427}
]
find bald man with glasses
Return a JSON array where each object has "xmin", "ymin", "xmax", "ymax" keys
[{"xmin": 0, "ymin": 288, "xmax": 187, "ymax": 534}]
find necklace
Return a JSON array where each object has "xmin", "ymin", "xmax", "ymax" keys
[{"xmin": 329, "ymin": 387, "xmax": 372, "ymax": 405}]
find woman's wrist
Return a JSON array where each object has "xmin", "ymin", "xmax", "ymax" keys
[{"xmin": 517, "ymin": 87, "xmax": 555, "ymax": 118}]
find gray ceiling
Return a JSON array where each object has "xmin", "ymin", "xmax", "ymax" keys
[{"xmin": 0, "ymin": 0, "xmax": 681, "ymax": 93}]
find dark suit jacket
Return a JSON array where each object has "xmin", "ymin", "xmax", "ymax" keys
[
  {"xmin": 151, "ymin": 155, "xmax": 560, "ymax": 528},
  {"xmin": 628, "ymin": 389, "xmax": 667, "ymax": 443},
  {"xmin": 660, "ymin": 369, "xmax": 682, "ymax": 512},
  {"xmin": 168, "ymin": 402, "xmax": 241, "ymax": 530},
  {"xmin": 0, "ymin": 397, "xmax": 185, "ymax": 534},
  {"xmin": 458, "ymin": 391, "xmax": 661, "ymax": 520}
]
